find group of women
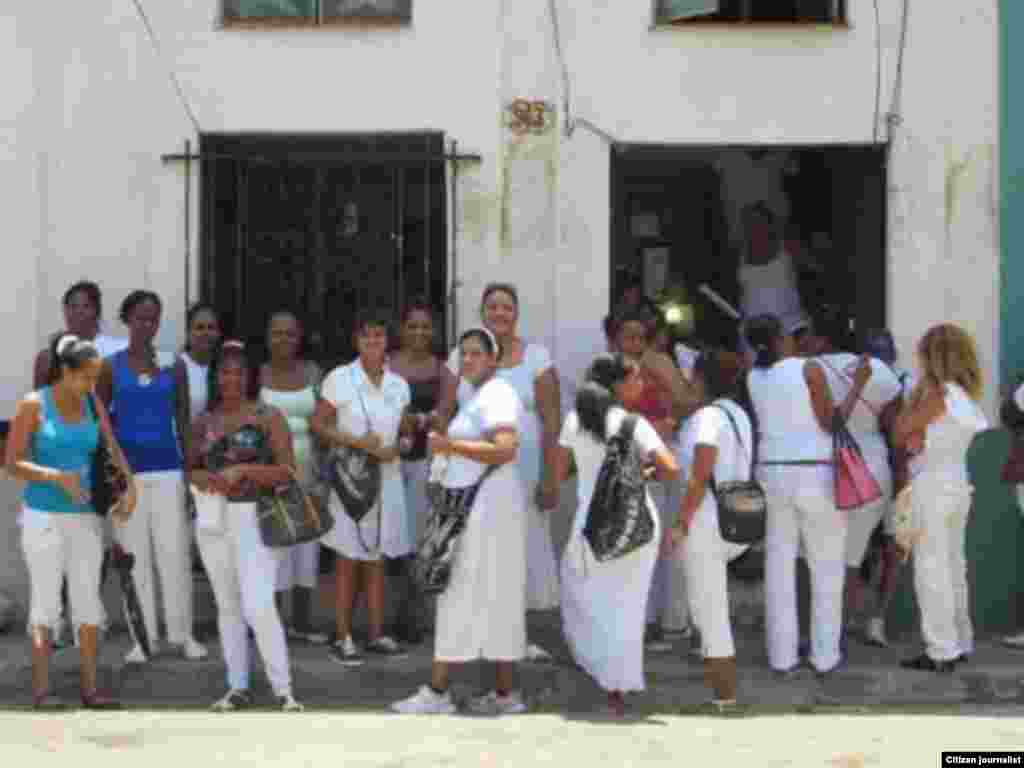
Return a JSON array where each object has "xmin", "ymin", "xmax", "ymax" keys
[{"xmin": 5, "ymin": 278, "xmax": 990, "ymax": 715}]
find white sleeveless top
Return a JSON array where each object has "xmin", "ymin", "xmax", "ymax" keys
[
  {"xmin": 909, "ymin": 383, "xmax": 988, "ymax": 486},
  {"xmin": 179, "ymin": 352, "xmax": 209, "ymax": 418},
  {"xmin": 747, "ymin": 358, "xmax": 831, "ymax": 463}
]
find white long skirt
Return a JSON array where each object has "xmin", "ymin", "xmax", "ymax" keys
[
  {"xmin": 434, "ymin": 463, "xmax": 527, "ymax": 663},
  {"xmin": 560, "ymin": 501, "xmax": 660, "ymax": 693}
]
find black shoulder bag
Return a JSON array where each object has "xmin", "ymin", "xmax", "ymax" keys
[
  {"xmin": 87, "ymin": 394, "xmax": 128, "ymax": 517},
  {"xmin": 321, "ymin": 368, "xmax": 382, "ymax": 524},
  {"xmin": 709, "ymin": 402, "xmax": 767, "ymax": 545}
]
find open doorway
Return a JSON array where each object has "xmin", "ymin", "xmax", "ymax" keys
[{"xmin": 610, "ymin": 144, "xmax": 887, "ymax": 353}]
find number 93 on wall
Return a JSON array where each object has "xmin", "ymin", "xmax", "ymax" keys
[{"xmin": 506, "ymin": 100, "xmax": 555, "ymax": 136}]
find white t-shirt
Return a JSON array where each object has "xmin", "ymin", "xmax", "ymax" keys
[
  {"xmin": 1014, "ymin": 381, "xmax": 1024, "ymax": 413},
  {"xmin": 448, "ymin": 342, "xmax": 552, "ymax": 412},
  {"xmin": 817, "ymin": 352, "xmax": 902, "ymax": 431},
  {"xmin": 321, "ymin": 360, "xmax": 410, "ymax": 452},
  {"xmin": 94, "ymin": 334, "xmax": 128, "ymax": 359},
  {"xmin": 438, "ymin": 377, "xmax": 522, "ymax": 489},
  {"xmin": 680, "ymin": 399, "xmax": 754, "ymax": 487},
  {"xmin": 738, "ymin": 248, "xmax": 804, "ymax": 326}
]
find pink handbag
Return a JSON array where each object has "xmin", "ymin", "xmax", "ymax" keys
[{"xmin": 833, "ymin": 418, "xmax": 883, "ymax": 511}]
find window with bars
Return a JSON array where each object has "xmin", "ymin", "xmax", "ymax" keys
[
  {"xmin": 655, "ymin": 0, "xmax": 846, "ymax": 25},
  {"xmin": 223, "ymin": 0, "xmax": 412, "ymax": 25}
]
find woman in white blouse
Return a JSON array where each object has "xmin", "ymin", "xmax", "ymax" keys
[
  {"xmin": 668, "ymin": 351, "xmax": 754, "ymax": 708},
  {"xmin": 893, "ymin": 324, "xmax": 987, "ymax": 672},
  {"xmin": 393, "ymin": 327, "xmax": 527, "ymax": 716},
  {"xmin": 441, "ymin": 283, "xmax": 562, "ymax": 661},
  {"xmin": 311, "ymin": 311, "xmax": 412, "ymax": 666},
  {"xmin": 554, "ymin": 354, "xmax": 679, "ymax": 717}
]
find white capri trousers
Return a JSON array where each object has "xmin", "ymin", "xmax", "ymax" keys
[
  {"xmin": 646, "ymin": 479, "xmax": 690, "ymax": 631},
  {"xmin": 401, "ymin": 458, "xmax": 432, "ymax": 544},
  {"xmin": 21, "ymin": 508, "xmax": 105, "ymax": 634},
  {"xmin": 759, "ymin": 465, "xmax": 847, "ymax": 674},
  {"xmin": 912, "ymin": 478, "xmax": 974, "ymax": 662},
  {"xmin": 196, "ymin": 496, "xmax": 293, "ymax": 697},
  {"xmin": 844, "ymin": 472, "xmax": 893, "ymax": 568},
  {"xmin": 275, "ymin": 541, "xmax": 320, "ymax": 592},
  {"xmin": 682, "ymin": 497, "xmax": 736, "ymax": 659},
  {"xmin": 114, "ymin": 470, "xmax": 193, "ymax": 646}
]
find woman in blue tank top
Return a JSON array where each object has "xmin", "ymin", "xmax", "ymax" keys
[
  {"xmin": 97, "ymin": 290, "xmax": 207, "ymax": 664},
  {"xmin": 6, "ymin": 334, "xmax": 136, "ymax": 708}
]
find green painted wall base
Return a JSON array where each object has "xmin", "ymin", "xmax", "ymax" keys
[{"xmin": 887, "ymin": 429, "xmax": 1024, "ymax": 638}]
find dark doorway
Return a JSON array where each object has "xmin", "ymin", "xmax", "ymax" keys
[
  {"xmin": 201, "ymin": 133, "xmax": 448, "ymax": 370},
  {"xmin": 610, "ymin": 144, "xmax": 887, "ymax": 353}
]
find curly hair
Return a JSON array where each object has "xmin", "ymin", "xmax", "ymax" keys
[{"xmin": 916, "ymin": 323, "xmax": 983, "ymax": 402}]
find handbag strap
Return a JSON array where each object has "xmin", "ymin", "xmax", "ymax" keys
[
  {"xmin": 709, "ymin": 401, "xmax": 753, "ymax": 492},
  {"xmin": 818, "ymin": 356, "xmax": 881, "ymax": 418}
]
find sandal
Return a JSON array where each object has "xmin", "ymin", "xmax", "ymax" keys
[
  {"xmin": 32, "ymin": 691, "xmax": 65, "ymax": 710},
  {"xmin": 81, "ymin": 689, "xmax": 121, "ymax": 709}
]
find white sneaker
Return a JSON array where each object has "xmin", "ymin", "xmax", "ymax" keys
[
  {"xmin": 124, "ymin": 644, "xmax": 149, "ymax": 664},
  {"xmin": 864, "ymin": 617, "xmax": 889, "ymax": 648},
  {"xmin": 278, "ymin": 693, "xmax": 305, "ymax": 712},
  {"xmin": 211, "ymin": 689, "xmax": 253, "ymax": 712},
  {"xmin": 526, "ymin": 643, "xmax": 552, "ymax": 662},
  {"xmin": 467, "ymin": 690, "xmax": 527, "ymax": 716},
  {"xmin": 391, "ymin": 685, "xmax": 456, "ymax": 715},
  {"xmin": 182, "ymin": 638, "xmax": 209, "ymax": 660},
  {"xmin": 1003, "ymin": 631, "xmax": 1024, "ymax": 649}
]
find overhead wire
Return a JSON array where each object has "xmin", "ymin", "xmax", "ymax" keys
[
  {"xmin": 871, "ymin": 0, "xmax": 882, "ymax": 143},
  {"xmin": 128, "ymin": 0, "xmax": 202, "ymax": 135}
]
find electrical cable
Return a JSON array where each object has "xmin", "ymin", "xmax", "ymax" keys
[
  {"xmin": 886, "ymin": 0, "xmax": 910, "ymax": 141},
  {"xmin": 128, "ymin": 0, "xmax": 202, "ymax": 135},
  {"xmin": 871, "ymin": 0, "xmax": 882, "ymax": 143}
]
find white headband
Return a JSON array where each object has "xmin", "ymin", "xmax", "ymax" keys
[{"xmin": 461, "ymin": 326, "xmax": 499, "ymax": 356}]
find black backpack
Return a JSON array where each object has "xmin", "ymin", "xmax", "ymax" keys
[{"xmin": 582, "ymin": 415, "xmax": 656, "ymax": 562}]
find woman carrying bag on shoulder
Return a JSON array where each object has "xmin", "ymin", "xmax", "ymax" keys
[
  {"xmin": 7, "ymin": 334, "xmax": 137, "ymax": 708},
  {"xmin": 312, "ymin": 310, "xmax": 412, "ymax": 666},
  {"xmin": 392, "ymin": 328, "xmax": 527, "ymax": 716}
]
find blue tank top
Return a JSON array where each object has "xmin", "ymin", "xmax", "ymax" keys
[
  {"xmin": 23, "ymin": 388, "xmax": 98, "ymax": 514},
  {"xmin": 111, "ymin": 350, "xmax": 182, "ymax": 473}
]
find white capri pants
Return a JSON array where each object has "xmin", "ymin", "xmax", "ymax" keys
[
  {"xmin": 114, "ymin": 470, "xmax": 193, "ymax": 646},
  {"xmin": 21, "ymin": 508, "xmax": 105, "ymax": 634},
  {"xmin": 912, "ymin": 478, "xmax": 974, "ymax": 662},
  {"xmin": 682, "ymin": 497, "xmax": 735, "ymax": 658},
  {"xmin": 646, "ymin": 479, "xmax": 690, "ymax": 631},
  {"xmin": 196, "ymin": 495, "xmax": 293, "ymax": 697},
  {"xmin": 844, "ymin": 470, "xmax": 893, "ymax": 568},
  {"xmin": 759, "ymin": 465, "xmax": 847, "ymax": 674},
  {"xmin": 275, "ymin": 541, "xmax": 320, "ymax": 592}
]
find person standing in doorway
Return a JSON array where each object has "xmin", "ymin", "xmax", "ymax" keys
[
  {"xmin": 313, "ymin": 310, "xmax": 412, "ymax": 665},
  {"xmin": 97, "ymin": 290, "xmax": 207, "ymax": 663},
  {"xmin": 555, "ymin": 354, "xmax": 679, "ymax": 717},
  {"xmin": 745, "ymin": 314, "xmax": 870, "ymax": 676},
  {"xmin": 893, "ymin": 324, "xmax": 987, "ymax": 672},
  {"xmin": 8, "ymin": 334, "xmax": 137, "ymax": 708},
  {"xmin": 389, "ymin": 298, "xmax": 457, "ymax": 644},
  {"xmin": 259, "ymin": 310, "xmax": 329, "ymax": 645},
  {"xmin": 440, "ymin": 284, "xmax": 562, "ymax": 662}
]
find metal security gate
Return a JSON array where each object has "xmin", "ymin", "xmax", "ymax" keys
[{"xmin": 200, "ymin": 133, "xmax": 448, "ymax": 369}]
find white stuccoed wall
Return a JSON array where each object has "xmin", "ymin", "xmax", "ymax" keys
[{"xmin": 0, "ymin": 0, "xmax": 1001, "ymax": 618}]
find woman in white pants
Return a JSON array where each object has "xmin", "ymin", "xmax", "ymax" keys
[
  {"xmin": 745, "ymin": 314, "xmax": 871, "ymax": 675},
  {"xmin": 259, "ymin": 310, "xmax": 328, "ymax": 645},
  {"xmin": 98, "ymin": 291, "xmax": 206, "ymax": 664},
  {"xmin": 189, "ymin": 340, "xmax": 303, "ymax": 711},
  {"xmin": 7, "ymin": 334, "xmax": 137, "ymax": 708},
  {"xmin": 555, "ymin": 354, "xmax": 679, "ymax": 717},
  {"xmin": 894, "ymin": 324, "xmax": 987, "ymax": 672},
  {"xmin": 668, "ymin": 351, "xmax": 755, "ymax": 706}
]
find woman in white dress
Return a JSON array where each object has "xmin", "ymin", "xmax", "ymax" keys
[
  {"xmin": 554, "ymin": 354, "xmax": 679, "ymax": 717},
  {"xmin": 667, "ymin": 351, "xmax": 755, "ymax": 708},
  {"xmin": 893, "ymin": 324, "xmax": 987, "ymax": 672},
  {"xmin": 259, "ymin": 310, "xmax": 329, "ymax": 645},
  {"xmin": 441, "ymin": 283, "xmax": 561, "ymax": 660},
  {"xmin": 392, "ymin": 327, "xmax": 527, "ymax": 716},
  {"xmin": 311, "ymin": 310, "xmax": 411, "ymax": 666},
  {"xmin": 176, "ymin": 304, "xmax": 221, "ymax": 420}
]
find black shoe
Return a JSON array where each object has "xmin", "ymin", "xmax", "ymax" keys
[
  {"xmin": 329, "ymin": 636, "xmax": 365, "ymax": 667},
  {"xmin": 899, "ymin": 653, "xmax": 955, "ymax": 673},
  {"xmin": 365, "ymin": 636, "xmax": 408, "ymax": 659},
  {"xmin": 954, "ymin": 653, "xmax": 970, "ymax": 665}
]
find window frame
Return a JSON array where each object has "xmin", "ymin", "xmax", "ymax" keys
[
  {"xmin": 221, "ymin": 0, "xmax": 412, "ymax": 29},
  {"xmin": 652, "ymin": 0, "xmax": 849, "ymax": 28}
]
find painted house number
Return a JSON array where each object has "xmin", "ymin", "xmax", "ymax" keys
[{"xmin": 507, "ymin": 99, "xmax": 554, "ymax": 135}]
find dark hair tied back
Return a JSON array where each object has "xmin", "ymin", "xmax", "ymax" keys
[
  {"xmin": 63, "ymin": 281, "xmax": 103, "ymax": 319},
  {"xmin": 576, "ymin": 353, "xmax": 634, "ymax": 441},
  {"xmin": 47, "ymin": 333, "xmax": 100, "ymax": 385},
  {"xmin": 744, "ymin": 314, "xmax": 784, "ymax": 369},
  {"xmin": 120, "ymin": 290, "xmax": 162, "ymax": 324},
  {"xmin": 206, "ymin": 339, "xmax": 250, "ymax": 411}
]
